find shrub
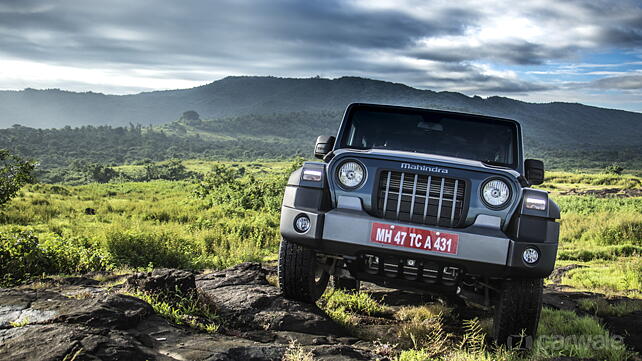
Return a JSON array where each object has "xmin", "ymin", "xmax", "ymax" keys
[
  {"xmin": 0, "ymin": 149, "xmax": 35, "ymax": 206},
  {"xmin": 604, "ymin": 163, "xmax": 624, "ymax": 175},
  {"xmin": 103, "ymin": 228, "xmax": 193, "ymax": 269},
  {"xmin": 0, "ymin": 230, "xmax": 50, "ymax": 286},
  {"xmin": 0, "ymin": 229, "xmax": 110, "ymax": 286}
]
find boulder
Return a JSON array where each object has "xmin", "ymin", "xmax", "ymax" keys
[
  {"xmin": 197, "ymin": 263, "xmax": 349, "ymax": 336},
  {"xmin": 126, "ymin": 268, "xmax": 196, "ymax": 296}
]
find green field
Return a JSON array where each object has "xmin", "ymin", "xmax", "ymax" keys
[
  {"xmin": 1, "ymin": 160, "xmax": 641, "ymax": 360},
  {"xmin": 1, "ymin": 161, "xmax": 640, "ymax": 292}
]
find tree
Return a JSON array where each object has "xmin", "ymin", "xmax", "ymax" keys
[
  {"xmin": 180, "ymin": 111, "xmax": 202, "ymax": 126},
  {"xmin": 0, "ymin": 150, "xmax": 35, "ymax": 205},
  {"xmin": 604, "ymin": 163, "xmax": 624, "ymax": 175},
  {"xmin": 180, "ymin": 110, "xmax": 200, "ymax": 121},
  {"xmin": 144, "ymin": 159, "xmax": 197, "ymax": 181}
]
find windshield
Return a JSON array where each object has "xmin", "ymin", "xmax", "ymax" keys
[{"xmin": 339, "ymin": 108, "xmax": 519, "ymax": 168}]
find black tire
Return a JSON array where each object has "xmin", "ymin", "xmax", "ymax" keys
[
  {"xmin": 493, "ymin": 278, "xmax": 543, "ymax": 349},
  {"xmin": 332, "ymin": 275, "xmax": 361, "ymax": 293},
  {"xmin": 278, "ymin": 238, "xmax": 329, "ymax": 303}
]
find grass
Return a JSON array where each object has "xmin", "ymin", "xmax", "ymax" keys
[
  {"xmin": 317, "ymin": 288, "xmax": 387, "ymax": 327},
  {"xmin": 395, "ymin": 304, "xmax": 452, "ymax": 322},
  {"xmin": 125, "ymin": 289, "xmax": 220, "ymax": 333},
  {"xmin": 283, "ymin": 340, "xmax": 315, "ymax": 361},
  {"xmin": 393, "ymin": 307, "xmax": 634, "ymax": 361},
  {"xmin": 560, "ymin": 258, "xmax": 642, "ymax": 297},
  {"xmin": 0, "ymin": 160, "xmax": 294, "ymax": 286},
  {"xmin": 9, "ymin": 317, "xmax": 30, "ymax": 328},
  {"xmin": 531, "ymin": 308, "xmax": 633, "ymax": 361},
  {"xmin": 540, "ymin": 171, "xmax": 642, "ymax": 191},
  {"xmin": 578, "ymin": 298, "xmax": 642, "ymax": 317}
]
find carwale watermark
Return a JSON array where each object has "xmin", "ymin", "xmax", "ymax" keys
[{"xmin": 507, "ymin": 334, "xmax": 627, "ymax": 351}]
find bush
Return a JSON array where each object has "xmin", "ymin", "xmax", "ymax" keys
[
  {"xmin": 0, "ymin": 229, "xmax": 110, "ymax": 286},
  {"xmin": 103, "ymin": 228, "xmax": 194, "ymax": 269},
  {"xmin": 604, "ymin": 163, "xmax": 624, "ymax": 175},
  {"xmin": 0, "ymin": 149, "xmax": 35, "ymax": 205},
  {"xmin": 195, "ymin": 163, "xmax": 287, "ymax": 212},
  {"xmin": 0, "ymin": 230, "xmax": 50, "ymax": 286}
]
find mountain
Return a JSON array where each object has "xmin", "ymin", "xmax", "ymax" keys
[{"xmin": 1, "ymin": 76, "xmax": 641, "ymax": 148}]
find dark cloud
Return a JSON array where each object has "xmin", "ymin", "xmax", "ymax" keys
[
  {"xmin": 0, "ymin": 0, "xmax": 639, "ymax": 97},
  {"xmin": 409, "ymin": 41, "xmax": 581, "ymax": 66},
  {"xmin": 591, "ymin": 74, "xmax": 642, "ymax": 89}
]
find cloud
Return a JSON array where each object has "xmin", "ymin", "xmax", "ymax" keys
[
  {"xmin": 0, "ymin": 0, "xmax": 639, "ymax": 112},
  {"xmin": 590, "ymin": 74, "xmax": 642, "ymax": 90}
]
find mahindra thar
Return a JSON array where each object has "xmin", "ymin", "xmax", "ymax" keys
[{"xmin": 278, "ymin": 103, "xmax": 560, "ymax": 346}]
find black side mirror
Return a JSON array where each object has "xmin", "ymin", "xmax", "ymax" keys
[
  {"xmin": 314, "ymin": 135, "xmax": 335, "ymax": 159},
  {"xmin": 525, "ymin": 159, "xmax": 545, "ymax": 185}
]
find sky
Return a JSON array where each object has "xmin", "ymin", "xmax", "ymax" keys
[{"xmin": 0, "ymin": 0, "xmax": 641, "ymax": 112}]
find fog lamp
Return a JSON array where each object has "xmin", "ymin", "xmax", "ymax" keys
[
  {"xmin": 294, "ymin": 214, "xmax": 311, "ymax": 233},
  {"xmin": 522, "ymin": 248, "xmax": 539, "ymax": 264}
]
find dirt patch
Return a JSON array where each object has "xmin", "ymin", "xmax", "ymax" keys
[{"xmin": 547, "ymin": 264, "xmax": 585, "ymax": 284}]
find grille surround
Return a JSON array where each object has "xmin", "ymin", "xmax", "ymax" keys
[{"xmin": 376, "ymin": 170, "xmax": 467, "ymax": 227}]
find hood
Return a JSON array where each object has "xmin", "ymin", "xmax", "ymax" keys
[{"xmin": 332, "ymin": 148, "xmax": 522, "ymax": 178}]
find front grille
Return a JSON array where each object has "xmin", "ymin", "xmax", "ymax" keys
[{"xmin": 377, "ymin": 170, "xmax": 466, "ymax": 227}]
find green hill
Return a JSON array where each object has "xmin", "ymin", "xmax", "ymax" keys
[{"xmin": 1, "ymin": 76, "xmax": 641, "ymax": 149}]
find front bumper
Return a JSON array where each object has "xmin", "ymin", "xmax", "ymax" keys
[{"xmin": 281, "ymin": 202, "xmax": 558, "ymax": 279}]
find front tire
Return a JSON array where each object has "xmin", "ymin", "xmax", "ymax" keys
[
  {"xmin": 278, "ymin": 238, "xmax": 329, "ymax": 303},
  {"xmin": 493, "ymin": 278, "xmax": 543, "ymax": 349}
]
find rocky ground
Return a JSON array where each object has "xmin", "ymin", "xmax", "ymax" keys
[{"xmin": 0, "ymin": 263, "xmax": 640, "ymax": 360}]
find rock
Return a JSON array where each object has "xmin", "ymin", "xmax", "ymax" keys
[
  {"xmin": 54, "ymin": 294, "xmax": 153, "ymax": 329},
  {"xmin": 0, "ymin": 324, "xmax": 158, "ymax": 361},
  {"xmin": 197, "ymin": 263, "xmax": 350, "ymax": 336},
  {"xmin": 0, "ymin": 264, "xmax": 383, "ymax": 360},
  {"xmin": 126, "ymin": 268, "xmax": 196, "ymax": 295}
]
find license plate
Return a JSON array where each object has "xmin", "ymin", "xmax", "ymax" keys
[{"xmin": 370, "ymin": 222, "xmax": 459, "ymax": 255}]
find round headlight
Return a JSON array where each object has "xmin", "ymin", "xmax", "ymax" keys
[
  {"xmin": 337, "ymin": 161, "xmax": 365, "ymax": 189},
  {"xmin": 482, "ymin": 179, "xmax": 511, "ymax": 208}
]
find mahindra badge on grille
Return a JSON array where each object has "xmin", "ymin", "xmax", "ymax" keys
[{"xmin": 400, "ymin": 163, "xmax": 448, "ymax": 174}]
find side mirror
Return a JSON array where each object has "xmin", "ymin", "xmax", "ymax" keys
[
  {"xmin": 314, "ymin": 135, "xmax": 335, "ymax": 159},
  {"xmin": 525, "ymin": 159, "xmax": 545, "ymax": 185}
]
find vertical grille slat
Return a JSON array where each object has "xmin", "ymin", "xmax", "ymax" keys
[
  {"xmin": 396, "ymin": 173, "xmax": 405, "ymax": 219},
  {"xmin": 450, "ymin": 180, "xmax": 459, "ymax": 226},
  {"xmin": 436, "ymin": 178, "xmax": 445, "ymax": 223},
  {"xmin": 423, "ymin": 175, "xmax": 432, "ymax": 223},
  {"xmin": 409, "ymin": 174, "xmax": 418, "ymax": 221},
  {"xmin": 382, "ymin": 171, "xmax": 392, "ymax": 218},
  {"xmin": 378, "ymin": 170, "xmax": 466, "ymax": 228}
]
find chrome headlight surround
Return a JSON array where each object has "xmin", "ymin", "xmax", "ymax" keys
[
  {"xmin": 480, "ymin": 178, "xmax": 512, "ymax": 209},
  {"xmin": 336, "ymin": 160, "xmax": 367, "ymax": 190}
]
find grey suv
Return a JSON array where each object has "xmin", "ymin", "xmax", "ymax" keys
[{"xmin": 278, "ymin": 103, "xmax": 560, "ymax": 346}]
